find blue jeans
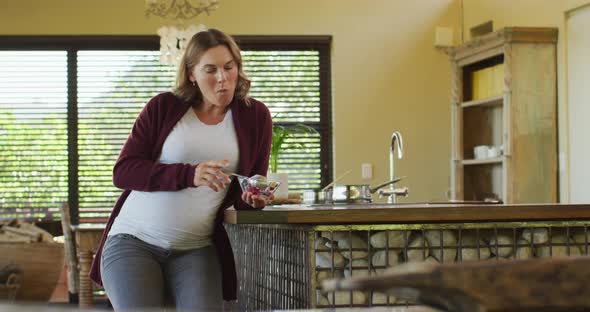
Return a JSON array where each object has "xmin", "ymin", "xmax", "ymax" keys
[{"xmin": 100, "ymin": 234, "xmax": 222, "ymax": 311}]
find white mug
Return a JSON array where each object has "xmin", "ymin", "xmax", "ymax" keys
[
  {"xmin": 474, "ymin": 145, "xmax": 489, "ymax": 159},
  {"xmin": 487, "ymin": 146, "xmax": 500, "ymax": 158}
]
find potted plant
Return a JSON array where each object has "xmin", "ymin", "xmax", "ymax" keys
[{"xmin": 268, "ymin": 122, "xmax": 318, "ymax": 199}]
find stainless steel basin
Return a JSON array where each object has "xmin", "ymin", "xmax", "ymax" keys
[{"xmin": 300, "ymin": 199, "xmax": 502, "ymax": 209}]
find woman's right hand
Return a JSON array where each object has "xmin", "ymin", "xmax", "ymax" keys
[{"xmin": 193, "ymin": 159, "xmax": 231, "ymax": 192}]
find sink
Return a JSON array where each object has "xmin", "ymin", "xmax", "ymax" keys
[{"xmin": 298, "ymin": 199, "xmax": 502, "ymax": 209}]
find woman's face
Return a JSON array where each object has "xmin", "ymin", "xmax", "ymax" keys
[{"xmin": 190, "ymin": 45, "xmax": 239, "ymax": 108}]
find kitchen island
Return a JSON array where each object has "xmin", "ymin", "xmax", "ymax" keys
[
  {"xmin": 225, "ymin": 202, "xmax": 590, "ymax": 224},
  {"xmin": 224, "ymin": 203, "xmax": 590, "ymax": 311}
]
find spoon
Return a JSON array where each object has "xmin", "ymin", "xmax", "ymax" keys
[{"xmin": 227, "ymin": 172, "xmax": 248, "ymax": 179}]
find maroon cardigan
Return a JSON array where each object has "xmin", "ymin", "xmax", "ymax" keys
[{"xmin": 89, "ymin": 92, "xmax": 272, "ymax": 301}]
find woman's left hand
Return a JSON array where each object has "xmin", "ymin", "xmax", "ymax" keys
[{"xmin": 241, "ymin": 192, "xmax": 274, "ymax": 209}]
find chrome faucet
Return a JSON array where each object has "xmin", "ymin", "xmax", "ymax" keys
[
  {"xmin": 389, "ymin": 131, "xmax": 403, "ymax": 181},
  {"xmin": 378, "ymin": 131, "xmax": 409, "ymax": 203}
]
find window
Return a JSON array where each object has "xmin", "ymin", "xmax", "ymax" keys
[
  {"xmin": 0, "ymin": 35, "xmax": 332, "ymax": 223},
  {"xmin": 77, "ymin": 51, "xmax": 176, "ymax": 222},
  {"xmin": 0, "ymin": 51, "xmax": 68, "ymax": 220},
  {"xmin": 238, "ymin": 36, "xmax": 332, "ymax": 191}
]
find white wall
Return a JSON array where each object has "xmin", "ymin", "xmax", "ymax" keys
[{"xmin": 566, "ymin": 4, "xmax": 590, "ymax": 203}]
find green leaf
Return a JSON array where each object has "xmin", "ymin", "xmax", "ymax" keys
[{"xmin": 269, "ymin": 115, "xmax": 319, "ymax": 173}]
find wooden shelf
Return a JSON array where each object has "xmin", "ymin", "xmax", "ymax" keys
[
  {"xmin": 450, "ymin": 27, "xmax": 557, "ymax": 204},
  {"xmin": 461, "ymin": 157, "xmax": 503, "ymax": 165},
  {"xmin": 461, "ymin": 95, "xmax": 503, "ymax": 108}
]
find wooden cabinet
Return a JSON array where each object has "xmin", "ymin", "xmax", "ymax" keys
[{"xmin": 449, "ymin": 27, "xmax": 558, "ymax": 203}]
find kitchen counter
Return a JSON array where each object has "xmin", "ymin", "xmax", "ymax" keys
[
  {"xmin": 223, "ymin": 202, "xmax": 590, "ymax": 311},
  {"xmin": 224, "ymin": 202, "xmax": 590, "ymax": 224},
  {"xmin": 281, "ymin": 307, "xmax": 437, "ymax": 312}
]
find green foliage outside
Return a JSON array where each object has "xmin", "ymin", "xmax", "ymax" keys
[
  {"xmin": 243, "ymin": 51, "xmax": 323, "ymax": 189},
  {"xmin": 0, "ymin": 108, "xmax": 68, "ymax": 219},
  {"xmin": 270, "ymin": 122, "xmax": 318, "ymax": 174}
]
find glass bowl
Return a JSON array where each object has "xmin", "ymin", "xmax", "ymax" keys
[{"xmin": 235, "ymin": 174, "xmax": 281, "ymax": 198}]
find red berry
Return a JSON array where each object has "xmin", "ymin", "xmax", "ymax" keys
[{"xmin": 247, "ymin": 186, "xmax": 261, "ymax": 195}]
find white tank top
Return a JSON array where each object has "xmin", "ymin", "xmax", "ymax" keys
[{"xmin": 109, "ymin": 108, "xmax": 239, "ymax": 250}]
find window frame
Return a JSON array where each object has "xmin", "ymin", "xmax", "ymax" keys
[{"xmin": 0, "ymin": 35, "xmax": 332, "ymax": 224}]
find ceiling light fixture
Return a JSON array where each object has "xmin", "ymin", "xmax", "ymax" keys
[
  {"xmin": 145, "ymin": 0, "xmax": 219, "ymax": 21},
  {"xmin": 145, "ymin": 0, "xmax": 220, "ymax": 65}
]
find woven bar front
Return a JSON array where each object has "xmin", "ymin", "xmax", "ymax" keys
[{"xmin": 226, "ymin": 221, "xmax": 590, "ymax": 311}]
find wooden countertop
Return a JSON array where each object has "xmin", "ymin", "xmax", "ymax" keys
[{"xmin": 223, "ymin": 203, "xmax": 590, "ymax": 224}]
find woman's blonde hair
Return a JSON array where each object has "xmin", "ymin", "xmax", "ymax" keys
[{"xmin": 173, "ymin": 28, "xmax": 251, "ymax": 105}]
